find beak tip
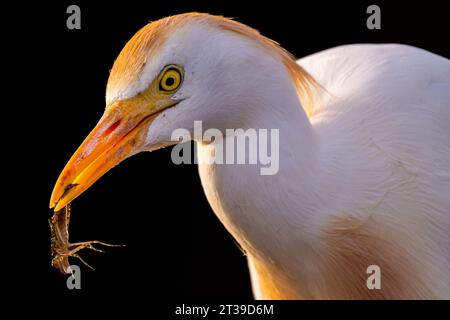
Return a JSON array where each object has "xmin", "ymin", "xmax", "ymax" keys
[
  {"xmin": 53, "ymin": 200, "xmax": 65, "ymax": 212},
  {"xmin": 49, "ymin": 190, "xmax": 59, "ymax": 210}
]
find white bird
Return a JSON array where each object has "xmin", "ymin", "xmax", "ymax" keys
[{"xmin": 50, "ymin": 13, "xmax": 450, "ymax": 299}]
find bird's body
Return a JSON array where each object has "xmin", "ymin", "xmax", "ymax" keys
[
  {"xmin": 50, "ymin": 13, "xmax": 450, "ymax": 299},
  {"xmin": 198, "ymin": 43, "xmax": 450, "ymax": 299}
]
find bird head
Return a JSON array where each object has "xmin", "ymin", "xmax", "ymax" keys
[{"xmin": 50, "ymin": 12, "xmax": 315, "ymax": 211}]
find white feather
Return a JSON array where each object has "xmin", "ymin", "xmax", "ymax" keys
[{"xmin": 196, "ymin": 44, "xmax": 450, "ymax": 299}]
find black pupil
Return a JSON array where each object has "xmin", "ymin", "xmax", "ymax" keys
[{"xmin": 165, "ymin": 76, "xmax": 175, "ymax": 87}]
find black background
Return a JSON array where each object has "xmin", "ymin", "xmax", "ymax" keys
[{"xmin": 9, "ymin": 0, "xmax": 450, "ymax": 314}]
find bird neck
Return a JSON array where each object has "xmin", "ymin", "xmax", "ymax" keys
[{"xmin": 197, "ymin": 67, "xmax": 322, "ymax": 270}]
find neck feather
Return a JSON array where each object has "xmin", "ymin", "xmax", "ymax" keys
[{"xmin": 196, "ymin": 60, "xmax": 322, "ymax": 267}]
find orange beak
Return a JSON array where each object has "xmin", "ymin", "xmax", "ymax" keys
[{"xmin": 49, "ymin": 96, "xmax": 176, "ymax": 211}]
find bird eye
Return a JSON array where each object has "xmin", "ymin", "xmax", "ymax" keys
[{"xmin": 159, "ymin": 66, "xmax": 183, "ymax": 93}]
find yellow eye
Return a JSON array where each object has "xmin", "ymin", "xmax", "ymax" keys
[{"xmin": 159, "ymin": 66, "xmax": 183, "ymax": 92}]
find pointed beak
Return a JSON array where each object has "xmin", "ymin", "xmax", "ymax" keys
[{"xmin": 49, "ymin": 97, "xmax": 173, "ymax": 211}]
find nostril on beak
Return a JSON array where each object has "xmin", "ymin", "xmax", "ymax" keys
[{"xmin": 102, "ymin": 119, "xmax": 121, "ymax": 137}]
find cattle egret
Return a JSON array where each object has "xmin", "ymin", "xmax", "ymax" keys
[{"xmin": 50, "ymin": 13, "xmax": 450, "ymax": 299}]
